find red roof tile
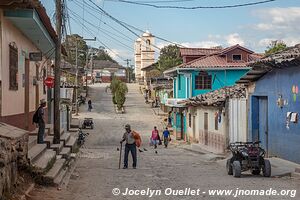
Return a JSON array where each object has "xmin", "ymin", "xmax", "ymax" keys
[
  {"xmin": 176, "ymin": 45, "xmax": 263, "ymax": 69},
  {"xmin": 180, "ymin": 47, "xmax": 222, "ymax": 56},
  {"xmin": 181, "ymin": 55, "xmax": 249, "ymax": 68}
]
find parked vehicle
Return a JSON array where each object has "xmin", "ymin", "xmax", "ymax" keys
[
  {"xmin": 82, "ymin": 118, "xmax": 94, "ymax": 129},
  {"xmin": 77, "ymin": 128, "xmax": 89, "ymax": 146},
  {"xmin": 226, "ymin": 141, "xmax": 271, "ymax": 178}
]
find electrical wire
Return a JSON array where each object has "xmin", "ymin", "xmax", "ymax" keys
[
  {"xmin": 109, "ymin": 0, "xmax": 277, "ymax": 9},
  {"xmin": 69, "ymin": 15, "xmax": 127, "ymax": 61},
  {"xmin": 86, "ymin": 0, "xmax": 162, "ymax": 51},
  {"xmin": 68, "ymin": 10, "xmax": 134, "ymax": 51}
]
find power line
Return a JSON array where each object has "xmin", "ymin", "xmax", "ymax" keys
[
  {"xmin": 68, "ymin": 10, "xmax": 134, "ymax": 51},
  {"xmin": 76, "ymin": 0, "xmax": 184, "ymax": 48},
  {"xmin": 105, "ymin": 0, "xmax": 196, "ymax": 3},
  {"xmin": 72, "ymin": 0, "xmax": 135, "ymax": 43},
  {"xmin": 69, "ymin": 15, "xmax": 127, "ymax": 61},
  {"xmin": 109, "ymin": 0, "xmax": 277, "ymax": 9},
  {"xmin": 86, "ymin": 0, "xmax": 162, "ymax": 51}
]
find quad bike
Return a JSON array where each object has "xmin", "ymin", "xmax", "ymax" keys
[
  {"xmin": 82, "ymin": 118, "xmax": 94, "ymax": 129},
  {"xmin": 226, "ymin": 141, "xmax": 271, "ymax": 178}
]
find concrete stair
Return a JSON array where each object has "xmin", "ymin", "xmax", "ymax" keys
[
  {"xmin": 31, "ymin": 149, "xmax": 56, "ymax": 173},
  {"xmin": 44, "ymin": 135, "xmax": 54, "ymax": 148},
  {"xmin": 60, "ymin": 132, "xmax": 71, "ymax": 145},
  {"xmin": 28, "ymin": 143, "xmax": 47, "ymax": 164},
  {"xmin": 27, "ymin": 127, "xmax": 78, "ymax": 186},
  {"xmin": 59, "ymin": 147, "xmax": 71, "ymax": 159},
  {"xmin": 65, "ymin": 136, "xmax": 77, "ymax": 152},
  {"xmin": 42, "ymin": 158, "xmax": 68, "ymax": 186},
  {"xmin": 50, "ymin": 142, "xmax": 64, "ymax": 154}
]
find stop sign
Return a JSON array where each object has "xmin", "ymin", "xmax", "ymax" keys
[{"xmin": 44, "ymin": 77, "xmax": 54, "ymax": 88}]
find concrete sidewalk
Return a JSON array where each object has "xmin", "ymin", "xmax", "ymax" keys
[{"xmin": 177, "ymin": 142, "xmax": 300, "ymax": 178}]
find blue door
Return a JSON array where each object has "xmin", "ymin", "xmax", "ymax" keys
[{"xmin": 258, "ymin": 97, "xmax": 268, "ymax": 155}]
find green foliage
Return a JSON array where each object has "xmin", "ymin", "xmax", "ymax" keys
[
  {"xmin": 265, "ymin": 40, "xmax": 287, "ymax": 56},
  {"xmin": 63, "ymin": 34, "xmax": 88, "ymax": 67},
  {"xmin": 156, "ymin": 45, "xmax": 183, "ymax": 72},
  {"xmin": 93, "ymin": 48, "xmax": 117, "ymax": 63},
  {"xmin": 110, "ymin": 78, "xmax": 122, "ymax": 95},
  {"xmin": 110, "ymin": 78, "xmax": 128, "ymax": 109}
]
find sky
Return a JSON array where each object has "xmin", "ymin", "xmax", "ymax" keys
[{"xmin": 40, "ymin": 0, "xmax": 300, "ymax": 66}]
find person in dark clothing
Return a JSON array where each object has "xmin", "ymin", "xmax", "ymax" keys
[
  {"xmin": 88, "ymin": 99, "xmax": 92, "ymax": 111},
  {"xmin": 120, "ymin": 124, "xmax": 137, "ymax": 169},
  {"xmin": 163, "ymin": 127, "xmax": 170, "ymax": 148},
  {"xmin": 37, "ymin": 99, "xmax": 46, "ymax": 144}
]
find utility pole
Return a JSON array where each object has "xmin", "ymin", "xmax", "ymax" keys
[
  {"xmin": 124, "ymin": 59, "xmax": 131, "ymax": 83},
  {"xmin": 75, "ymin": 41, "xmax": 79, "ymax": 116},
  {"xmin": 84, "ymin": 37, "xmax": 96, "ymax": 97},
  {"xmin": 54, "ymin": 0, "xmax": 62, "ymax": 144}
]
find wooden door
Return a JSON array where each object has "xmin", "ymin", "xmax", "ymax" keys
[{"xmin": 204, "ymin": 112, "xmax": 208, "ymax": 145}]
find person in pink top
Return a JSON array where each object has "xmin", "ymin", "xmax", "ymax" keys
[{"xmin": 151, "ymin": 126, "xmax": 160, "ymax": 149}]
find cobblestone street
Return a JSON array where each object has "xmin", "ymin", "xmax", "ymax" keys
[{"xmin": 28, "ymin": 84, "xmax": 300, "ymax": 200}]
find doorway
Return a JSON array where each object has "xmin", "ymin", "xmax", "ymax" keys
[
  {"xmin": 24, "ymin": 59, "xmax": 30, "ymax": 130},
  {"xmin": 252, "ymin": 96, "xmax": 269, "ymax": 156},
  {"xmin": 204, "ymin": 112, "xmax": 208, "ymax": 145}
]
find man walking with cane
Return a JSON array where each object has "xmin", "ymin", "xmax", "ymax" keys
[{"xmin": 120, "ymin": 124, "xmax": 137, "ymax": 169}]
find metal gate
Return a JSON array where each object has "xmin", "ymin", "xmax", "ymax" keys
[{"xmin": 229, "ymin": 98, "xmax": 247, "ymax": 143}]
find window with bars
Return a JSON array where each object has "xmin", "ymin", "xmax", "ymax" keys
[
  {"xmin": 195, "ymin": 73, "xmax": 212, "ymax": 90},
  {"xmin": 188, "ymin": 113, "xmax": 191, "ymax": 128},
  {"xmin": 9, "ymin": 43, "xmax": 18, "ymax": 90}
]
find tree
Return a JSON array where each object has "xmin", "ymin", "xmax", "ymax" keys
[
  {"xmin": 110, "ymin": 77, "xmax": 128, "ymax": 110},
  {"xmin": 63, "ymin": 34, "xmax": 88, "ymax": 67},
  {"xmin": 265, "ymin": 40, "xmax": 287, "ymax": 56},
  {"xmin": 156, "ymin": 45, "xmax": 183, "ymax": 72},
  {"xmin": 115, "ymin": 82, "xmax": 128, "ymax": 110},
  {"xmin": 93, "ymin": 47, "xmax": 117, "ymax": 63}
]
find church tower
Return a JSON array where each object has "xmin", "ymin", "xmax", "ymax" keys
[{"xmin": 134, "ymin": 30, "xmax": 155, "ymax": 82}]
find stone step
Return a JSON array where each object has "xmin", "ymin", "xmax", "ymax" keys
[
  {"xmin": 65, "ymin": 136, "xmax": 77, "ymax": 152},
  {"xmin": 292, "ymin": 172, "xmax": 300, "ymax": 178},
  {"xmin": 28, "ymin": 135, "xmax": 37, "ymax": 150},
  {"xmin": 60, "ymin": 132, "xmax": 71, "ymax": 145},
  {"xmin": 43, "ymin": 158, "xmax": 66, "ymax": 186},
  {"xmin": 59, "ymin": 147, "xmax": 71, "ymax": 159},
  {"xmin": 50, "ymin": 142, "xmax": 64, "ymax": 154},
  {"xmin": 53, "ymin": 166, "xmax": 68, "ymax": 186},
  {"xmin": 28, "ymin": 143, "xmax": 47, "ymax": 164},
  {"xmin": 28, "ymin": 128, "xmax": 39, "ymax": 135},
  {"xmin": 32, "ymin": 149, "xmax": 56, "ymax": 173},
  {"xmin": 44, "ymin": 136, "xmax": 54, "ymax": 148}
]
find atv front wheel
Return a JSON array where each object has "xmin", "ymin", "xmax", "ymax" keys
[
  {"xmin": 232, "ymin": 161, "xmax": 241, "ymax": 178},
  {"xmin": 226, "ymin": 159, "xmax": 233, "ymax": 175},
  {"xmin": 263, "ymin": 159, "xmax": 271, "ymax": 177}
]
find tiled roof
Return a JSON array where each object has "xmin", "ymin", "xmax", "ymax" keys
[
  {"xmin": 220, "ymin": 44, "xmax": 254, "ymax": 54},
  {"xmin": 179, "ymin": 85, "xmax": 246, "ymax": 107},
  {"xmin": 255, "ymin": 44, "xmax": 300, "ymax": 64},
  {"xmin": 180, "ymin": 47, "xmax": 222, "ymax": 56},
  {"xmin": 181, "ymin": 54, "xmax": 249, "ymax": 68}
]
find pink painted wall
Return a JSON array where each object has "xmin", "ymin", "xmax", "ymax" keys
[{"xmin": 0, "ymin": 10, "xmax": 48, "ymax": 117}]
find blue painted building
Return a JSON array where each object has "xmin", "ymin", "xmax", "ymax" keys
[
  {"xmin": 242, "ymin": 44, "xmax": 300, "ymax": 163},
  {"xmin": 164, "ymin": 45, "xmax": 260, "ymax": 140}
]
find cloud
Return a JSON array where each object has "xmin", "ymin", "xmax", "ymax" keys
[
  {"xmin": 225, "ymin": 33, "xmax": 245, "ymax": 46},
  {"xmin": 252, "ymin": 7, "xmax": 300, "ymax": 36}
]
